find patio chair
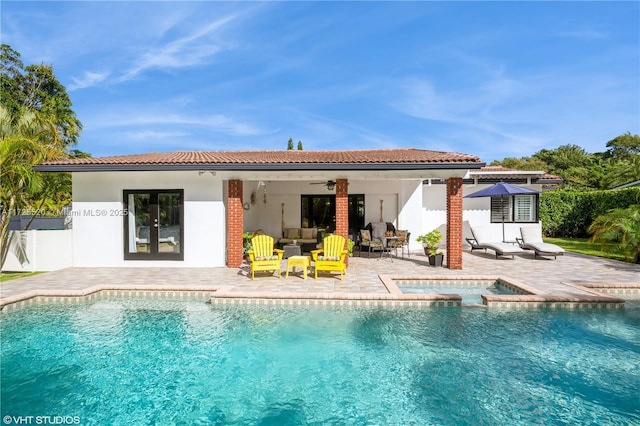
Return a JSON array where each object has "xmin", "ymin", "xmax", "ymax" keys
[
  {"xmin": 311, "ymin": 234, "xmax": 348, "ymax": 280},
  {"xmin": 469, "ymin": 226, "xmax": 523, "ymax": 259},
  {"xmin": 247, "ymin": 234, "xmax": 284, "ymax": 280},
  {"xmin": 389, "ymin": 229, "xmax": 410, "ymax": 258},
  {"xmin": 358, "ymin": 229, "xmax": 383, "ymax": 257},
  {"xmin": 517, "ymin": 227, "xmax": 565, "ymax": 259}
]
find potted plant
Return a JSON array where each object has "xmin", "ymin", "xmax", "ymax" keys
[
  {"xmin": 242, "ymin": 232, "xmax": 254, "ymax": 258},
  {"xmin": 416, "ymin": 229, "xmax": 444, "ymax": 266},
  {"xmin": 347, "ymin": 238, "xmax": 355, "ymax": 256}
]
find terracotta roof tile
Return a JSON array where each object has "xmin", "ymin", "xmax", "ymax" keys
[{"xmin": 40, "ymin": 148, "xmax": 482, "ymax": 166}]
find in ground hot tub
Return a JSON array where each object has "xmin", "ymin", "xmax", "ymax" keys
[{"xmin": 392, "ymin": 278, "xmax": 529, "ymax": 305}]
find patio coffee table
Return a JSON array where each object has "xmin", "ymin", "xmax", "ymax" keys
[{"xmin": 286, "ymin": 255, "xmax": 311, "ymax": 279}]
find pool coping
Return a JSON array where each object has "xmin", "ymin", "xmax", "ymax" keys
[
  {"xmin": 0, "ymin": 285, "xmax": 219, "ymax": 312},
  {"xmin": 0, "ymin": 276, "xmax": 632, "ymax": 312}
]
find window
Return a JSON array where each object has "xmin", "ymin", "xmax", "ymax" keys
[
  {"xmin": 490, "ymin": 195, "xmax": 537, "ymax": 223},
  {"xmin": 514, "ymin": 195, "xmax": 536, "ymax": 222},
  {"xmin": 491, "ymin": 197, "xmax": 512, "ymax": 222},
  {"xmin": 301, "ymin": 195, "xmax": 335, "ymax": 231},
  {"xmin": 300, "ymin": 194, "xmax": 365, "ymax": 238}
]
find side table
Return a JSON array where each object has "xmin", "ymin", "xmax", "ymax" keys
[{"xmin": 286, "ymin": 256, "xmax": 311, "ymax": 279}]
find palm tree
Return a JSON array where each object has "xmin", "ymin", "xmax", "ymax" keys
[
  {"xmin": 588, "ymin": 204, "xmax": 640, "ymax": 263},
  {"xmin": 0, "ymin": 106, "xmax": 65, "ymax": 269}
]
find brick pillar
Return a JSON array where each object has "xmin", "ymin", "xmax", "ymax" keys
[
  {"xmin": 227, "ymin": 180, "xmax": 244, "ymax": 268},
  {"xmin": 335, "ymin": 179, "xmax": 349, "ymax": 262},
  {"xmin": 446, "ymin": 177, "xmax": 464, "ymax": 270}
]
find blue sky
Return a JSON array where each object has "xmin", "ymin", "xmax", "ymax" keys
[{"xmin": 2, "ymin": 1, "xmax": 639, "ymax": 162}]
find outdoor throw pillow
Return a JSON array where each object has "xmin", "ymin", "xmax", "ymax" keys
[
  {"xmin": 318, "ymin": 255, "xmax": 341, "ymax": 261},
  {"xmin": 360, "ymin": 230, "xmax": 371, "ymax": 242},
  {"xmin": 255, "ymin": 255, "xmax": 279, "ymax": 261},
  {"xmin": 301, "ymin": 228, "xmax": 314, "ymax": 239}
]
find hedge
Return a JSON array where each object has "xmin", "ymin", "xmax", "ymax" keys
[{"xmin": 540, "ymin": 187, "xmax": 640, "ymax": 237}]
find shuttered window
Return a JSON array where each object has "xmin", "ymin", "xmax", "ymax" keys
[
  {"xmin": 490, "ymin": 195, "xmax": 537, "ymax": 223},
  {"xmin": 490, "ymin": 197, "xmax": 512, "ymax": 222},
  {"xmin": 514, "ymin": 195, "xmax": 536, "ymax": 222}
]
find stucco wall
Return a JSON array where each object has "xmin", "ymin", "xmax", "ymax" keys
[{"xmin": 71, "ymin": 171, "xmax": 225, "ymax": 267}]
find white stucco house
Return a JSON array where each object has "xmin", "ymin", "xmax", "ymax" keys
[{"xmin": 15, "ymin": 148, "xmax": 559, "ymax": 272}]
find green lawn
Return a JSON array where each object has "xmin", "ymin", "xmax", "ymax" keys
[
  {"xmin": 545, "ymin": 237, "xmax": 635, "ymax": 263},
  {"xmin": 0, "ymin": 271, "xmax": 43, "ymax": 282}
]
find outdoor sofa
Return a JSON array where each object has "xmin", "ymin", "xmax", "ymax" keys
[{"xmin": 279, "ymin": 227, "xmax": 319, "ymax": 252}]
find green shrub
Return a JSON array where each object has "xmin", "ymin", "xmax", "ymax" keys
[{"xmin": 540, "ymin": 187, "xmax": 640, "ymax": 237}]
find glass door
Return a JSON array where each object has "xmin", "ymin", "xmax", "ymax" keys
[
  {"xmin": 124, "ymin": 190, "xmax": 184, "ymax": 260},
  {"xmin": 348, "ymin": 194, "xmax": 365, "ymax": 241}
]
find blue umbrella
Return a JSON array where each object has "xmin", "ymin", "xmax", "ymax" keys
[{"xmin": 464, "ymin": 182, "xmax": 540, "ymax": 242}]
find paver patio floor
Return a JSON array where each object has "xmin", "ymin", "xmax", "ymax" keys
[{"xmin": 2, "ymin": 250, "xmax": 638, "ymax": 305}]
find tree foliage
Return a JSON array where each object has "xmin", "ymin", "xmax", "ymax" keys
[
  {"xmin": 1, "ymin": 45, "xmax": 83, "ymax": 269},
  {"xmin": 1, "ymin": 44, "xmax": 82, "ymax": 147},
  {"xmin": 588, "ymin": 204, "xmax": 640, "ymax": 263},
  {"xmin": 603, "ymin": 132, "xmax": 640, "ymax": 161},
  {"xmin": 491, "ymin": 135, "xmax": 640, "ymax": 190},
  {"xmin": 0, "ymin": 107, "xmax": 68, "ymax": 267},
  {"xmin": 286, "ymin": 137, "xmax": 304, "ymax": 150}
]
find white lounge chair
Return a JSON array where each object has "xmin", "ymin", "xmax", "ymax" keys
[
  {"xmin": 518, "ymin": 227, "xmax": 565, "ymax": 259},
  {"xmin": 469, "ymin": 226, "xmax": 523, "ymax": 259}
]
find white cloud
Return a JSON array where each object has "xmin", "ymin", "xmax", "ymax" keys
[
  {"xmin": 119, "ymin": 15, "xmax": 238, "ymax": 82},
  {"xmin": 69, "ymin": 71, "xmax": 109, "ymax": 91},
  {"xmin": 86, "ymin": 109, "xmax": 271, "ymax": 137}
]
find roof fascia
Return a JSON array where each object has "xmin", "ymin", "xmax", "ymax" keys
[{"xmin": 34, "ymin": 162, "xmax": 486, "ymax": 173}]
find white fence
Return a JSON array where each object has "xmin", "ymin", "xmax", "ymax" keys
[{"xmin": 2, "ymin": 230, "xmax": 73, "ymax": 272}]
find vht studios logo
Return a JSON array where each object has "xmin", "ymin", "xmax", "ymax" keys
[{"xmin": 3, "ymin": 416, "xmax": 80, "ymax": 425}]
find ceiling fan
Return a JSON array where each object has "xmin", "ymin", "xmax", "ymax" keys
[{"xmin": 309, "ymin": 180, "xmax": 336, "ymax": 190}]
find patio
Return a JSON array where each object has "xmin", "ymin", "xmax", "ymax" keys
[{"xmin": 1, "ymin": 249, "xmax": 638, "ymax": 310}]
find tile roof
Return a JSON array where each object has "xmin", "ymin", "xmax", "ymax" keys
[
  {"xmin": 40, "ymin": 148, "xmax": 481, "ymax": 166},
  {"xmin": 472, "ymin": 166, "xmax": 562, "ymax": 182},
  {"xmin": 35, "ymin": 148, "xmax": 484, "ymax": 172}
]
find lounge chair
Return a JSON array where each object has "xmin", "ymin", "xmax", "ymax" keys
[
  {"xmin": 311, "ymin": 234, "xmax": 348, "ymax": 279},
  {"xmin": 518, "ymin": 227, "xmax": 565, "ymax": 259},
  {"xmin": 468, "ymin": 226, "xmax": 523, "ymax": 259},
  {"xmin": 247, "ymin": 234, "xmax": 284, "ymax": 279}
]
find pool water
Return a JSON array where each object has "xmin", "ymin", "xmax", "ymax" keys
[
  {"xmin": 2, "ymin": 299, "xmax": 639, "ymax": 425},
  {"xmin": 397, "ymin": 280, "xmax": 519, "ymax": 304}
]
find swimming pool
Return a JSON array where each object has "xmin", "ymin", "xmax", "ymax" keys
[{"xmin": 2, "ymin": 298, "xmax": 639, "ymax": 425}]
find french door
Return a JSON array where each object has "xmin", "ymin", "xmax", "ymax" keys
[{"xmin": 123, "ymin": 190, "xmax": 184, "ymax": 260}]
